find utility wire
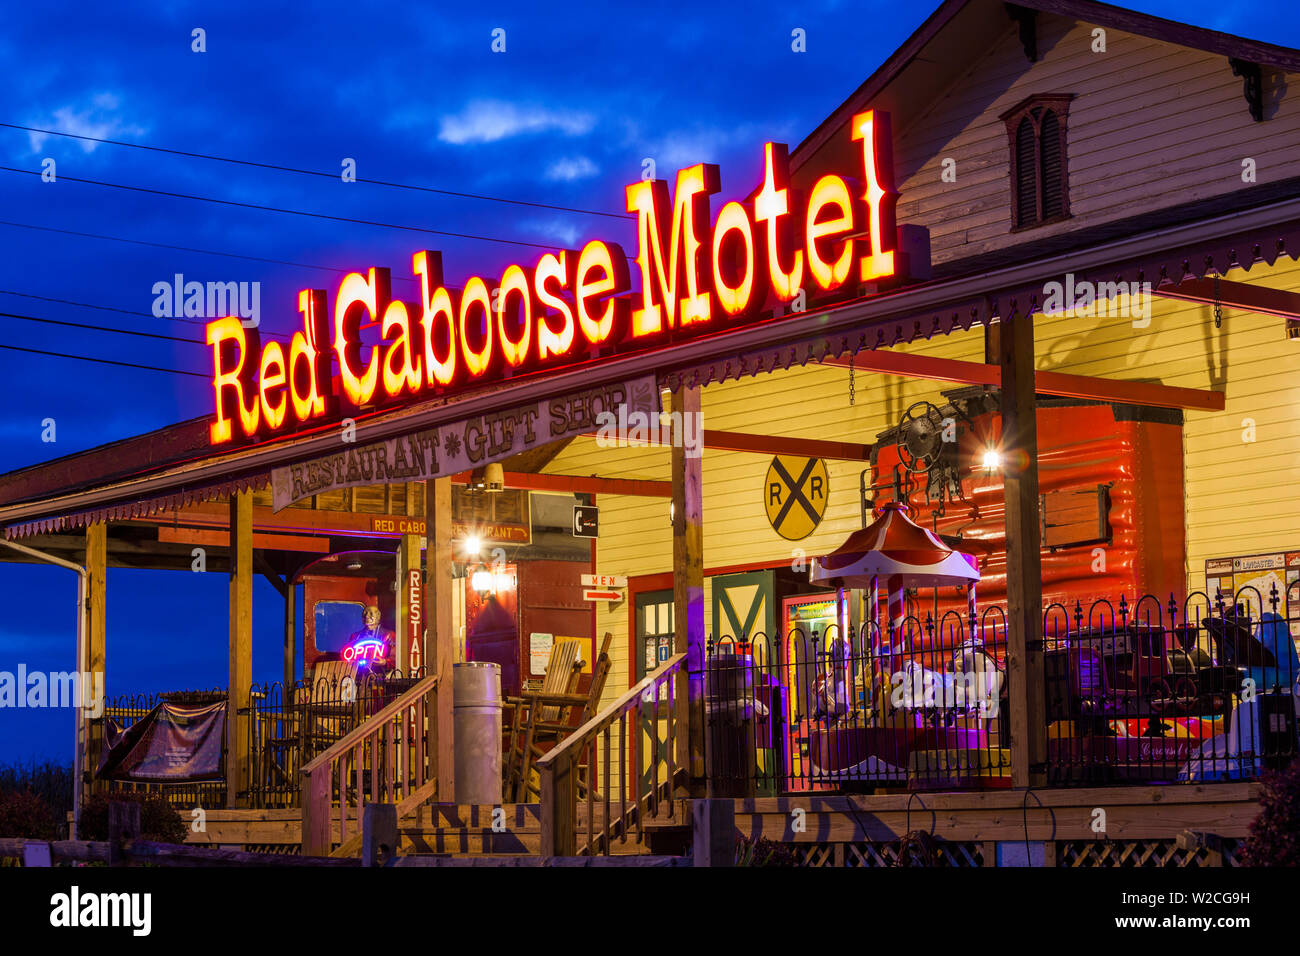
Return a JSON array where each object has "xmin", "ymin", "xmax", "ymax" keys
[
  {"xmin": 2, "ymin": 120, "xmax": 632, "ymax": 221},
  {"xmin": 0, "ymin": 218, "xmax": 420, "ymax": 284},
  {"xmin": 0, "ymin": 309, "xmax": 205, "ymax": 344},
  {"xmin": 0, "ymin": 341, "xmax": 207, "ymax": 377},
  {"xmin": 0, "ymin": 165, "xmax": 582, "ymax": 252}
]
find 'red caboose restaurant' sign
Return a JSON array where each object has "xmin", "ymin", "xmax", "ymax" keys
[{"xmin": 207, "ymin": 111, "xmax": 903, "ymax": 445}]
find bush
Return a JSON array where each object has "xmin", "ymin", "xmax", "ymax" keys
[
  {"xmin": 1240, "ymin": 758, "xmax": 1300, "ymax": 866},
  {"xmin": 78, "ymin": 792, "xmax": 188, "ymax": 845},
  {"xmin": 0, "ymin": 789, "xmax": 59, "ymax": 840},
  {"xmin": 735, "ymin": 833, "xmax": 800, "ymax": 867},
  {"xmin": 0, "ymin": 760, "xmax": 73, "ymax": 821}
]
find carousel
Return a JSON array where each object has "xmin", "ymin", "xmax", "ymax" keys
[{"xmin": 791, "ymin": 499, "xmax": 1009, "ymax": 790}]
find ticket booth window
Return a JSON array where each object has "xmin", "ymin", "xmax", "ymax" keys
[{"xmin": 314, "ymin": 600, "xmax": 365, "ymax": 654}]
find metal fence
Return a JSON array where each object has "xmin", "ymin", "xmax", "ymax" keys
[
  {"xmin": 101, "ymin": 688, "xmax": 227, "ymax": 809},
  {"xmin": 695, "ymin": 584, "xmax": 1299, "ymax": 794},
  {"xmin": 1043, "ymin": 586, "xmax": 1298, "ymax": 785},
  {"xmin": 100, "ymin": 669, "xmax": 427, "ymax": 809},
  {"xmin": 246, "ymin": 667, "xmax": 426, "ymax": 808}
]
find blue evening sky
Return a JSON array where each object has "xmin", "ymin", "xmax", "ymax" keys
[{"xmin": 1, "ymin": 0, "xmax": 1295, "ymax": 763}]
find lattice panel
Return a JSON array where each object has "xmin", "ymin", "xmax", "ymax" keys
[
  {"xmin": 796, "ymin": 842, "xmax": 986, "ymax": 867},
  {"xmin": 1059, "ymin": 840, "xmax": 1238, "ymax": 867}
]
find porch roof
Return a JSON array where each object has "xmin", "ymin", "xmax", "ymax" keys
[{"xmin": 2, "ymin": 181, "xmax": 1298, "ymax": 538}]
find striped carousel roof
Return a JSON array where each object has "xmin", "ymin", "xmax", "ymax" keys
[{"xmin": 812, "ymin": 500, "xmax": 979, "ymax": 587}]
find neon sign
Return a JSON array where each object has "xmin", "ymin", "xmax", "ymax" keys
[
  {"xmin": 207, "ymin": 112, "xmax": 901, "ymax": 444},
  {"xmin": 343, "ymin": 637, "xmax": 387, "ymax": 666}
]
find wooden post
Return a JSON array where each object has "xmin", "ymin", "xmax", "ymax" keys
[
  {"xmin": 998, "ymin": 313, "xmax": 1047, "ymax": 788},
  {"xmin": 539, "ymin": 759, "xmax": 576, "ymax": 857},
  {"xmin": 84, "ymin": 522, "xmax": 107, "ymax": 799},
  {"xmin": 693, "ymin": 798, "xmax": 735, "ymax": 867},
  {"xmin": 301, "ymin": 767, "xmax": 329, "ymax": 856},
  {"xmin": 425, "ymin": 478, "xmax": 454, "ymax": 800},
  {"xmin": 227, "ymin": 492, "xmax": 254, "ymax": 808},
  {"xmin": 108, "ymin": 800, "xmax": 140, "ymax": 867},
  {"xmin": 362, "ymin": 802, "xmax": 398, "ymax": 866},
  {"xmin": 283, "ymin": 579, "xmax": 296, "ymax": 692},
  {"xmin": 671, "ymin": 384, "xmax": 706, "ymax": 797},
  {"xmin": 396, "ymin": 533, "xmax": 423, "ymax": 675}
]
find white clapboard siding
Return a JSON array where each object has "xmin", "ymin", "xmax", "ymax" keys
[{"xmin": 887, "ymin": 15, "xmax": 1300, "ymax": 265}]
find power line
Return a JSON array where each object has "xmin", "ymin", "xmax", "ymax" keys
[
  {"xmin": 0, "ymin": 165, "xmax": 582, "ymax": 253},
  {"xmin": 0, "ymin": 309, "xmax": 205, "ymax": 344},
  {"xmin": 0, "ymin": 341, "xmax": 208, "ymax": 378},
  {"xmin": 2, "ymin": 121, "xmax": 632, "ymax": 221},
  {"xmin": 0, "ymin": 292, "xmax": 295, "ymax": 345},
  {"xmin": 0, "ymin": 218, "xmax": 420, "ymax": 284}
]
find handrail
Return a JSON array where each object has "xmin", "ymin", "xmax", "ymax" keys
[
  {"xmin": 537, "ymin": 654, "xmax": 687, "ymax": 772},
  {"xmin": 301, "ymin": 673, "xmax": 439, "ymax": 856},
  {"xmin": 539, "ymin": 653, "xmax": 687, "ymax": 857},
  {"xmin": 302, "ymin": 672, "xmax": 439, "ymax": 775}
]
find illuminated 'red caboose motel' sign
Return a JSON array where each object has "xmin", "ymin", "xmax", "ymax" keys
[{"xmin": 206, "ymin": 111, "xmax": 901, "ymax": 445}]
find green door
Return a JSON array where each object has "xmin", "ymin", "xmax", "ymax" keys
[{"xmin": 634, "ymin": 590, "xmax": 674, "ymax": 798}]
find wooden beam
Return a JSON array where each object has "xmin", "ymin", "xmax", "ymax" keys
[
  {"xmin": 284, "ymin": 580, "xmax": 296, "ymax": 692},
  {"xmin": 701, "ymin": 430, "xmax": 870, "ymax": 461},
  {"xmin": 425, "ymin": 477, "xmax": 454, "ymax": 801},
  {"xmin": 1153, "ymin": 276, "xmax": 1300, "ymax": 318},
  {"xmin": 158, "ymin": 526, "xmax": 330, "ymax": 555},
  {"xmin": 227, "ymin": 492, "xmax": 253, "ymax": 808},
  {"xmin": 84, "ymin": 522, "xmax": 106, "ymax": 801},
  {"xmin": 670, "ymin": 385, "xmax": 706, "ymax": 798},
  {"xmin": 819, "ymin": 352, "xmax": 1224, "ymax": 412},
  {"xmin": 395, "ymin": 533, "xmax": 422, "ymax": 674},
  {"xmin": 576, "ymin": 430, "xmax": 870, "ymax": 461},
  {"xmin": 999, "ymin": 315, "xmax": 1047, "ymax": 789},
  {"xmin": 450, "ymin": 471, "xmax": 673, "ymax": 498}
]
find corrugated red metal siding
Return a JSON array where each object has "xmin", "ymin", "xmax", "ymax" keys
[{"xmin": 875, "ymin": 403, "xmax": 1185, "ymax": 611}]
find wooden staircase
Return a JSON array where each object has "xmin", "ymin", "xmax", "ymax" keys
[{"xmin": 305, "ymin": 651, "xmax": 692, "ymax": 861}]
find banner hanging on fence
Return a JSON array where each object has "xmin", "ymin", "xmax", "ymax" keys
[{"xmin": 97, "ymin": 700, "xmax": 227, "ymax": 782}]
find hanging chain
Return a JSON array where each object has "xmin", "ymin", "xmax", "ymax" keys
[
  {"xmin": 848, "ymin": 352, "xmax": 856, "ymax": 406},
  {"xmin": 1213, "ymin": 273, "xmax": 1223, "ymax": 329}
]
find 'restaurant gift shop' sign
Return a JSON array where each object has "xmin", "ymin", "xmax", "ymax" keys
[
  {"xmin": 208, "ymin": 112, "xmax": 904, "ymax": 446},
  {"xmin": 271, "ymin": 375, "xmax": 657, "ymax": 509}
]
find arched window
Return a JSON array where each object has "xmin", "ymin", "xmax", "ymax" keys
[{"xmin": 1000, "ymin": 94, "xmax": 1073, "ymax": 229}]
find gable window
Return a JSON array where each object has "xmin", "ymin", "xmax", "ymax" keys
[{"xmin": 1000, "ymin": 94, "xmax": 1073, "ymax": 230}]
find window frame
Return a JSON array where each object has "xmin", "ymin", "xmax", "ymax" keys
[{"xmin": 1000, "ymin": 93, "xmax": 1075, "ymax": 231}]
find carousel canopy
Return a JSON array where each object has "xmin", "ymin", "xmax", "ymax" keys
[{"xmin": 812, "ymin": 501, "xmax": 979, "ymax": 588}]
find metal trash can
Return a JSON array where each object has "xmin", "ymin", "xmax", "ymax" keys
[
  {"xmin": 705, "ymin": 653, "xmax": 759, "ymax": 798},
  {"xmin": 453, "ymin": 661, "xmax": 502, "ymax": 804}
]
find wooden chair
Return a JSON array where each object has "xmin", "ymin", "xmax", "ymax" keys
[
  {"xmin": 505, "ymin": 633, "xmax": 614, "ymax": 803},
  {"xmin": 503, "ymin": 640, "xmax": 584, "ymax": 800}
]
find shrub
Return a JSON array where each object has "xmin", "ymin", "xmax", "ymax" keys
[
  {"xmin": 78, "ymin": 792, "xmax": 188, "ymax": 845},
  {"xmin": 1240, "ymin": 758, "xmax": 1300, "ymax": 867},
  {"xmin": 735, "ymin": 833, "xmax": 800, "ymax": 867},
  {"xmin": 0, "ymin": 789, "xmax": 59, "ymax": 840},
  {"xmin": 0, "ymin": 760, "xmax": 73, "ymax": 821}
]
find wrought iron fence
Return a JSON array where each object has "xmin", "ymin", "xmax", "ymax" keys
[
  {"xmin": 694, "ymin": 584, "xmax": 1300, "ymax": 794},
  {"xmin": 1043, "ymin": 586, "xmax": 1298, "ymax": 785},
  {"xmin": 246, "ymin": 667, "xmax": 426, "ymax": 808},
  {"xmin": 100, "ymin": 688, "xmax": 227, "ymax": 808}
]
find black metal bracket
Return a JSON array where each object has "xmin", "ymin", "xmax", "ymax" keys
[
  {"xmin": 1006, "ymin": 4, "xmax": 1038, "ymax": 62},
  {"xmin": 1229, "ymin": 58, "xmax": 1264, "ymax": 122}
]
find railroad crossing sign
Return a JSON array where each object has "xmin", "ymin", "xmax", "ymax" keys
[{"xmin": 764, "ymin": 455, "xmax": 829, "ymax": 540}]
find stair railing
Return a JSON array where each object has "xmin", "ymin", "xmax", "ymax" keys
[
  {"xmin": 300, "ymin": 673, "xmax": 439, "ymax": 855},
  {"xmin": 538, "ymin": 653, "xmax": 687, "ymax": 857}
]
